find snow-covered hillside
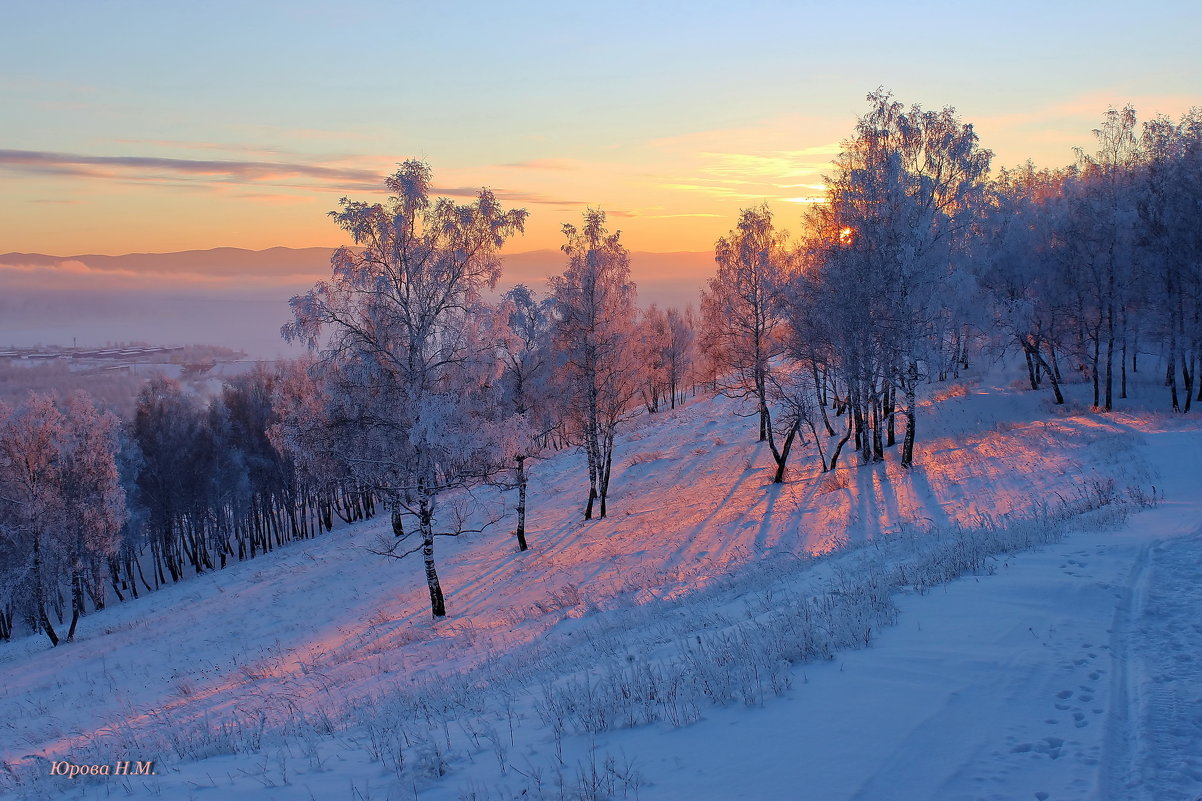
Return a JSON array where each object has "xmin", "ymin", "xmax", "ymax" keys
[{"xmin": 2, "ymin": 372, "xmax": 1200, "ymax": 801}]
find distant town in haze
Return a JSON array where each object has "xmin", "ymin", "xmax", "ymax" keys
[{"xmin": 0, "ymin": 247, "xmax": 714, "ymax": 359}]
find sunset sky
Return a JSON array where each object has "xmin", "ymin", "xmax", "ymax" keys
[{"xmin": 2, "ymin": 0, "xmax": 1200, "ymax": 257}]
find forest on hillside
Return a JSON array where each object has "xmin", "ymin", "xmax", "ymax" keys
[{"xmin": 1, "ymin": 90, "xmax": 1199, "ymax": 640}]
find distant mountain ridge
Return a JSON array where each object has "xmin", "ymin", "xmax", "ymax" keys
[
  {"xmin": 0, "ymin": 246, "xmax": 716, "ymax": 306},
  {"xmin": 0, "ymin": 246, "xmax": 338, "ymax": 279}
]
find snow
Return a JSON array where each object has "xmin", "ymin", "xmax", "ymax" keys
[{"xmin": 2, "ymin": 369, "xmax": 1200, "ymax": 801}]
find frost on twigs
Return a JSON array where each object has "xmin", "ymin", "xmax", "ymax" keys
[{"xmin": 278, "ymin": 161, "xmax": 528, "ymax": 618}]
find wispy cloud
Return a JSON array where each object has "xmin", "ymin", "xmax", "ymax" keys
[
  {"xmin": 0, "ymin": 149, "xmax": 382, "ymax": 190},
  {"xmin": 643, "ymin": 115, "xmax": 845, "ymax": 207},
  {"xmin": 0, "ymin": 150, "xmax": 594, "ymax": 208}
]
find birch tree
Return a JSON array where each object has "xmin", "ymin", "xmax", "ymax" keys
[
  {"xmin": 700, "ymin": 205, "xmax": 789, "ymax": 442},
  {"xmin": 813, "ymin": 90, "xmax": 991, "ymax": 466},
  {"xmin": 550, "ymin": 210, "xmax": 641, "ymax": 520},
  {"xmin": 0, "ymin": 393, "xmax": 124, "ymax": 645},
  {"xmin": 283, "ymin": 160, "xmax": 527, "ymax": 618},
  {"xmin": 496, "ymin": 285, "xmax": 557, "ymax": 551}
]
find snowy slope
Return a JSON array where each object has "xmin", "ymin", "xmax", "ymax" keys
[{"xmin": 1, "ymin": 371, "xmax": 1199, "ymax": 801}]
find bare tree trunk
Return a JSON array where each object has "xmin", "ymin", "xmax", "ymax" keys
[
  {"xmin": 418, "ymin": 490, "xmax": 446, "ymax": 618},
  {"xmin": 1092, "ymin": 326, "xmax": 1101, "ymax": 408},
  {"xmin": 1105, "ymin": 303, "xmax": 1115, "ymax": 411},
  {"xmin": 1035, "ymin": 346, "xmax": 1065, "ymax": 405},
  {"xmin": 756, "ymin": 368, "xmax": 769, "ymax": 442},
  {"xmin": 806, "ymin": 418, "xmax": 827, "ymax": 471},
  {"xmin": 855, "ymin": 387, "xmax": 871, "ymax": 465},
  {"xmin": 829, "ymin": 413, "xmax": 853, "ymax": 471},
  {"xmin": 583, "ymin": 383, "xmax": 601, "ymax": 520},
  {"xmin": 1196, "ymin": 346, "xmax": 1202, "ymax": 402},
  {"xmin": 583, "ymin": 452, "xmax": 598, "ymax": 520},
  {"xmin": 901, "ymin": 363, "xmax": 918, "ymax": 468},
  {"xmin": 1183, "ymin": 351, "xmax": 1194, "ymax": 414},
  {"xmin": 598, "ymin": 430, "xmax": 615, "ymax": 519},
  {"xmin": 67, "ymin": 570, "xmax": 84, "ymax": 642},
  {"xmin": 85, "ymin": 560, "xmax": 105, "ymax": 610},
  {"xmin": 810, "ymin": 361, "xmax": 836, "ymax": 436},
  {"xmin": 871, "ymin": 395, "xmax": 884, "ymax": 462},
  {"xmin": 108, "ymin": 559, "xmax": 126, "ymax": 603},
  {"xmin": 884, "ymin": 386, "xmax": 896, "ymax": 448},
  {"xmin": 33, "ymin": 537, "xmax": 59, "ymax": 646},
  {"xmin": 770, "ymin": 422, "xmax": 799, "ymax": 484},
  {"xmin": 514, "ymin": 456, "xmax": 529, "ymax": 552},
  {"xmin": 1023, "ymin": 345, "xmax": 1037, "ymax": 389}
]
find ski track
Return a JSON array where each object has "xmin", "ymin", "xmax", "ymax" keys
[
  {"xmin": 1103, "ymin": 538, "xmax": 1153, "ymax": 801},
  {"xmin": 1130, "ymin": 533, "xmax": 1202, "ymax": 800}
]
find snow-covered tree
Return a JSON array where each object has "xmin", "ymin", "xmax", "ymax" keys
[
  {"xmin": 974, "ymin": 105, "xmax": 1201, "ymax": 414},
  {"xmin": 637, "ymin": 305, "xmax": 671, "ymax": 413},
  {"xmin": 495, "ymin": 285, "xmax": 558, "ymax": 551},
  {"xmin": 1136, "ymin": 108, "xmax": 1202, "ymax": 411},
  {"xmin": 131, "ymin": 376, "xmax": 217, "ymax": 583},
  {"xmin": 663, "ymin": 307, "xmax": 697, "ymax": 409},
  {"xmin": 977, "ymin": 163, "xmax": 1070, "ymax": 404},
  {"xmin": 0, "ymin": 393, "xmax": 124, "ymax": 645},
  {"xmin": 700, "ymin": 204, "xmax": 789, "ymax": 442},
  {"xmin": 269, "ymin": 355, "xmax": 376, "ymax": 535},
  {"xmin": 550, "ymin": 209, "xmax": 641, "ymax": 520},
  {"xmin": 283, "ymin": 161, "xmax": 527, "ymax": 617},
  {"xmin": 807, "ymin": 90, "xmax": 991, "ymax": 466},
  {"xmin": 1065, "ymin": 106, "xmax": 1141, "ymax": 410}
]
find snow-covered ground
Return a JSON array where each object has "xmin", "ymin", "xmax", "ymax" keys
[{"xmin": 2, "ymin": 370, "xmax": 1200, "ymax": 801}]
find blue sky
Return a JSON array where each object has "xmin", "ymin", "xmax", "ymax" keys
[{"xmin": 2, "ymin": 0, "xmax": 1199, "ymax": 254}]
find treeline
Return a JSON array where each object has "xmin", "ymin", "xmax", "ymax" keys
[
  {"xmin": 0, "ymin": 372, "xmax": 383, "ymax": 644},
  {"xmin": 1, "ymin": 91, "xmax": 1198, "ymax": 636},
  {"xmin": 983, "ymin": 106, "xmax": 1202, "ymax": 411},
  {"xmin": 699, "ymin": 93, "xmax": 1201, "ymax": 484}
]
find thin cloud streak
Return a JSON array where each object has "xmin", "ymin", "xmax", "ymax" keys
[
  {"xmin": 0, "ymin": 149, "xmax": 382, "ymax": 188},
  {"xmin": 0, "ymin": 150, "xmax": 591, "ymax": 207}
]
